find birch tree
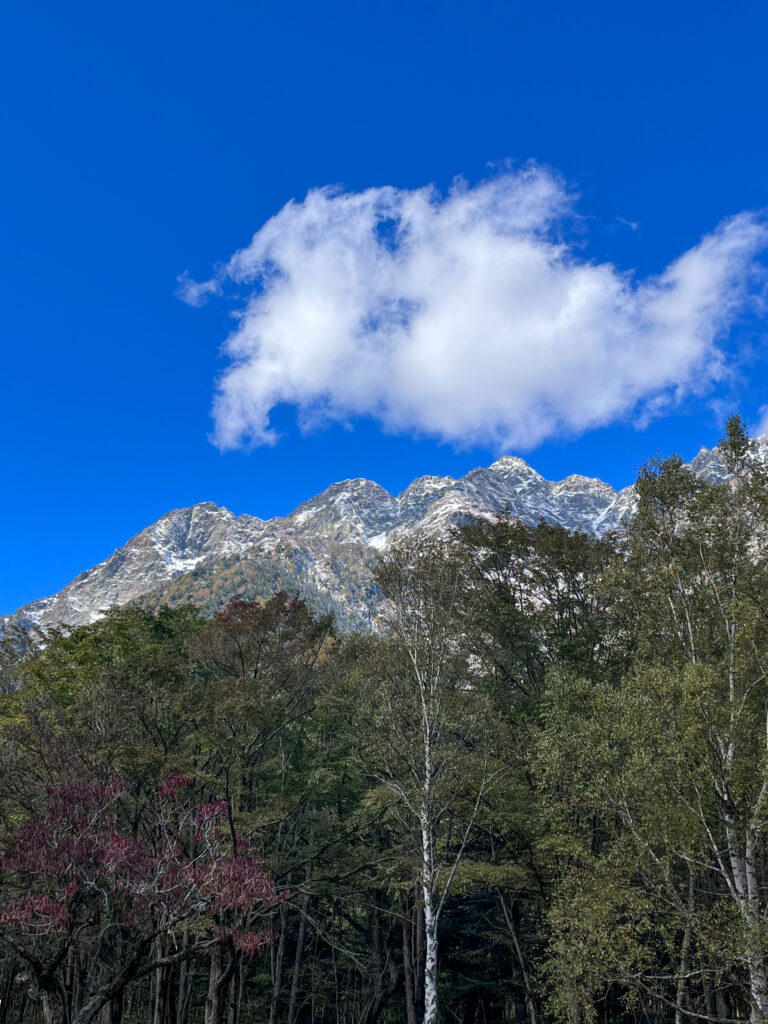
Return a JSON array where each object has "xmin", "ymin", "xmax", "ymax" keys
[{"xmin": 365, "ymin": 539, "xmax": 501, "ymax": 1024}]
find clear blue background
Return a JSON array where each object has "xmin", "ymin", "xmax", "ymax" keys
[{"xmin": 2, "ymin": 0, "xmax": 767, "ymax": 613}]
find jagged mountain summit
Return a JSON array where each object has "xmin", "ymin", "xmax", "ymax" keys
[{"xmin": 4, "ymin": 439, "xmax": 763, "ymax": 634}]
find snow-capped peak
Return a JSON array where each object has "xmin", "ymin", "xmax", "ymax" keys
[{"xmin": 9, "ymin": 442, "xmax": 764, "ymax": 635}]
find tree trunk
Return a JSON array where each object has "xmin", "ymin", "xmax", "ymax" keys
[
  {"xmin": 463, "ymin": 989, "xmax": 478, "ymax": 1024},
  {"xmin": 748, "ymin": 958, "xmax": 768, "ymax": 1024},
  {"xmin": 205, "ymin": 945, "xmax": 225, "ymax": 1024},
  {"xmin": 675, "ymin": 870, "xmax": 695, "ymax": 1024},
  {"xmin": 360, "ymin": 902, "xmax": 389, "ymax": 1024},
  {"xmin": 286, "ymin": 904, "xmax": 308, "ymax": 1024},
  {"xmin": 101, "ymin": 986, "xmax": 124, "ymax": 1024},
  {"xmin": 269, "ymin": 898, "xmax": 289, "ymax": 1024},
  {"xmin": 64, "ymin": 950, "xmax": 76, "ymax": 1024},
  {"xmin": 178, "ymin": 946, "xmax": 195, "ymax": 1024},
  {"xmin": 42, "ymin": 991, "xmax": 64, "ymax": 1024},
  {"xmin": 421, "ymin": 800, "xmax": 438, "ymax": 1024},
  {"xmin": 36, "ymin": 984, "xmax": 65, "ymax": 1024},
  {"xmin": 151, "ymin": 957, "xmax": 165, "ymax": 1024},
  {"xmin": 205, "ymin": 941, "xmax": 237, "ymax": 1024},
  {"xmin": 414, "ymin": 894, "xmax": 425, "ymax": 1014},
  {"xmin": 422, "ymin": 892, "xmax": 438, "ymax": 1024},
  {"xmin": 225, "ymin": 953, "xmax": 241, "ymax": 1024},
  {"xmin": 402, "ymin": 902, "xmax": 418, "ymax": 1024},
  {"xmin": 0, "ymin": 964, "xmax": 15, "ymax": 1024},
  {"xmin": 497, "ymin": 893, "xmax": 537, "ymax": 1024}
]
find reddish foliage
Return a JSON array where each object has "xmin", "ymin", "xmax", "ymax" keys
[
  {"xmin": 219, "ymin": 925, "xmax": 273, "ymax": 957},
  {"xmin": 0, "ymin": 778, "xmax": 284, "ymax": 950},
  {"xmin": 195, "ymin": 800, "xmax": 229, "ymax": 826},
  {"xmin": 0, "ymin": 894, "xmax": 70, "ymax": 934},
  {"xmin": 158, "ymin": 773, "xmax": 191, "ymax": 798}
]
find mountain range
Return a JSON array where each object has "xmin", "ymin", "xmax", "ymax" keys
[{"xmin": 2, "ymin": 439, "xmax": 754, "ymax": 634}]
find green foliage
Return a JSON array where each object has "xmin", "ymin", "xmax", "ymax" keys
[{"xmin": 5, "ymin": 420, "xmax": 768, "ymax": 1023}]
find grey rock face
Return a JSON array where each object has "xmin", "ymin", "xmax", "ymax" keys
[
  {"xmin": 5, "ymin": 504, "xmax": 264, "ymax": 632},
  {"xmin": 270, "ymin": 479, "xmax": 402, "ymax": 546},
  {"xmin": 687, "ymin": 437, "xmax": 768, "ymax": 485},
  {"xmin": 3, "ymin": 439, "xmax": 752, "ymax": 633}
]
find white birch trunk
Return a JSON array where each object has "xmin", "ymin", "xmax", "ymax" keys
[
  {"xmin": 421, "ymin": 762, "xmax": 439, "ymax": 1024},
  {"xmin": 748, "ymin": 958, "xmax": 768, "ymax": 1024},
  {"xmin": 422, "ymin": 885, "xmax": 439, "ymax": 1024}
]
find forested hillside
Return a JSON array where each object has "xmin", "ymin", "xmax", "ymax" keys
[{"xmin": 3, "ymin": 418, "xmax": 768, "ymax": 1024}]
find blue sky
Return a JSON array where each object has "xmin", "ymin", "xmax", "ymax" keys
[{"xmin": 2, "ymin": 0, "xmax": 768, "ymax": 614}]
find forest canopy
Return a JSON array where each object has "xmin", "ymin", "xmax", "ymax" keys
[{"xmin": 3, "ymin": 418, "xmax": 768, "ymax": 1024}]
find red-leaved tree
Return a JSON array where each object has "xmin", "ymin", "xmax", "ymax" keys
[{"xmin": 0, "ymin": 775, "xmax": 284, "ymax": 1024}]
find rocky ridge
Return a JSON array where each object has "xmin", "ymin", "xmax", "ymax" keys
[{"xmin": 4, "ymin": 439, "xmax": 762, "ymax": 633}]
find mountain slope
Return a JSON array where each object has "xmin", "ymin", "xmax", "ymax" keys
[{"xmin": 5, "ymin": 439, "xmax": 761, "ymax": 633}]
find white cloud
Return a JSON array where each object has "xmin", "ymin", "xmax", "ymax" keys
[
  {"xmin": 182, "ymin": 166, "xmax": 768, "ymax": 451},
  {"xmin": 755, "ymin": 404, "xmax": 768, "ymax": 438},
  {"xmin": 175, "ymin": 272, "xmax": 222, "ymax": 307}
]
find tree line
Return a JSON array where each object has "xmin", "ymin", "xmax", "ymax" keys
[{"xmin": 2, "ymin": 418, "xmax": 768, "ymax": 1024}]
